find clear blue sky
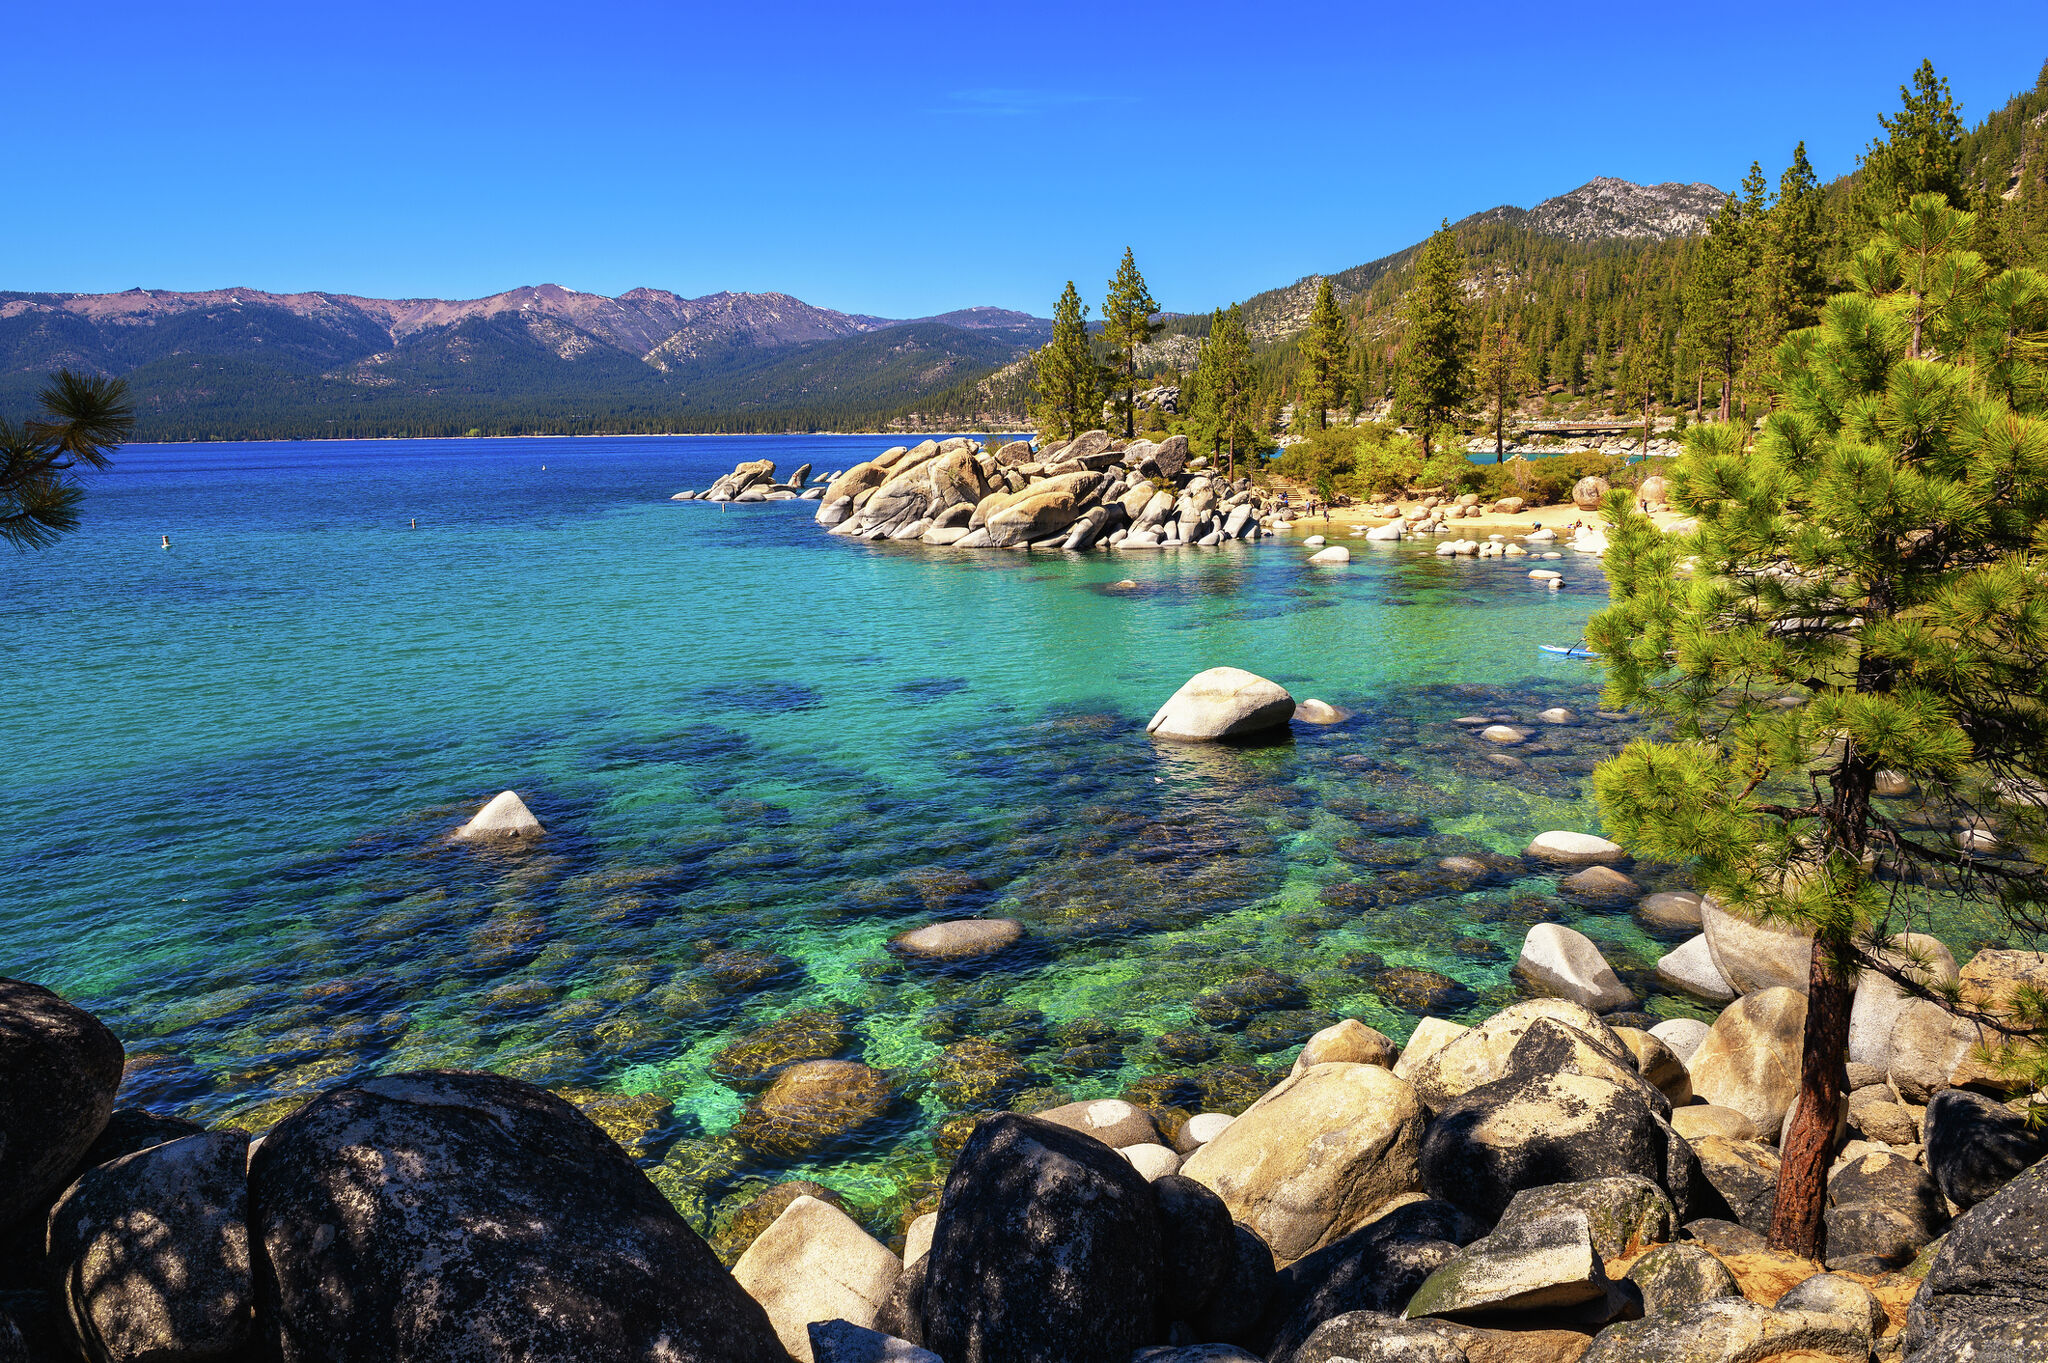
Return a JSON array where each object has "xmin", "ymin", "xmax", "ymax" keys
[{"xmin": 6, "ymin": 2, "xmax": 2044, "ymax": 318}]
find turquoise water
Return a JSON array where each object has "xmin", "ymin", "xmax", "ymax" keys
[{"xmin": 0, "ymin": 434, "xmax": 1693, "ymax": 1244}]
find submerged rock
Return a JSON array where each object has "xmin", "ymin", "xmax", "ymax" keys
[
  {"xmin": 889, "ymin": 919, "xmax": 1023, "ymax": 962},
  {"xmin": 732, "ymin": 1060, "xmax": 894, "ymax": 1160},
  {"xmin": 1523, "ymin": 831, "xmax": 1624, "ymax": 865}
]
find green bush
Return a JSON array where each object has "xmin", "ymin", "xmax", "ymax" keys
[{"xmin": 1273, "ymin": 423, "xmax": 1423, "ymax": 499}]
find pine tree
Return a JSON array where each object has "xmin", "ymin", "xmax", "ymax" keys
[
  {"xmin": 1202, "ymin": 303, "xmax": 1257, "ymax": 478},
  {"xmin": 1400, "ymin": 221, "xmax": 1470, "ymax": 458},
  {"xmin": 1031, "ymin": 281, "xmax": 1100, "ymax": 442},
  {"xmin": 1475, "ymin": 312, "xmax": 1521, "ymax": 460},
  {"xmin": 1103, "ymin": 248, "xmax": 1159, "ymax": 439},
  {"xmin": 0, "ymin": 371, "xmax": 133, "ymax": 550},
  {"xmin": 1861, "ymin": 60, "xmax": 1966, "ymax": 224},
  {"xmin": 1768, "ymin": 143, "xmax": 1830, "ymax": 334},
  {"xmin": 1587, "ymin": 192, "xmax": 2048, "ymax": 1260},
  {"xmin": 1686, "ymin": 191, "xmax": 1751, "ymax": 423},
  {"xmin": 1297, "ymin": 279, "xmax": 1352, "ymax": 431}
]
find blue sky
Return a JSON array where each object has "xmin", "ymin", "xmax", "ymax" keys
[{"xmin": 6, "ymin": 2, "xmax": 2044, "ymax": 318}]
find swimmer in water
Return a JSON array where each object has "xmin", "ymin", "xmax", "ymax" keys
[
  {"xmin": 161, "ymin": 535, "xmax": 170, "ymax": 549},
  {"xmin": 410, "ymin": 518, "xmax": 416, "ymax": 529}
]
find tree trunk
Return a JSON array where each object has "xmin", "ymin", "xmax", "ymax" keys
[{"xmin": 1768, "ymin": 939, "xmax": 1854, "ymax": 1258}]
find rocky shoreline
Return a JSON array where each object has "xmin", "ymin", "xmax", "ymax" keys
[
  {"xmin": 677, "ymin": 435, "xmax": 1668, "ymax": 562},
  {"xmin": 3, "ymin": 671, "xmax": 2042, "ymax": 1363}
]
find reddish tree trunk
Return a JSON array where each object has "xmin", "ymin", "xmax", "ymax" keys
[{"xmin": 1768, "ymin": 939, "xmax": 1854, "ymax": 1258}]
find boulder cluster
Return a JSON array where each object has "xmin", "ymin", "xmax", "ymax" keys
[
  {"xmin": 8, "ymin": 877, "xmax": 2047, "ymax": 1363},
  {"xmin": 809, "ymin": 432, "xmax": 1284, "ymax": 550},
  {"xmin": 673, "ymin": 460, "xmax": 825, "ymax": 503}
]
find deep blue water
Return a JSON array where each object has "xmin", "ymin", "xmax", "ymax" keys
[{"xmin": 0, "ymin": 433, "xmax": 1691, "ymax": 1240}]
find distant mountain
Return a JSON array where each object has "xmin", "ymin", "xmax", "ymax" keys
[
  {"xmin": 1468, "ymin": 176, "xmax": 1728, "ymax": 242},
  {"xmin": 0, "ymin": 283, "xmax": 1050, "ymax": 438}
]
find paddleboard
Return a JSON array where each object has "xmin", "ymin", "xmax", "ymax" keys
[{"xmin": 1540, "ymin": 645, "xmax": 1598, "ymax": 659}]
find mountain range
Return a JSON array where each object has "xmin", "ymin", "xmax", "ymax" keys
[{"xmin": 2, "ymin": 178, "xmax": 1721, "ymax": 440}]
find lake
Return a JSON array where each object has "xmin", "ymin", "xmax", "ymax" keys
[{"xmin": 0, "ymin": 433, "xmax": 1696, "ymax": 1246}]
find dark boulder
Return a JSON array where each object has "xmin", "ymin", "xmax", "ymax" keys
[
  {"xmin": 1420, "ymin": 1021, "xmax": 1698, "ymax": 1227},
  {"xmin": 1256, "ymin": 1200, "xmax": 1466, "ymax": 1363},
  {"xmin": 1904, "ymin": 1157, "xmax": 2048, "ymax": 1357},
  {"xmin": 874, "ymin": 1256, "xmax": 927, "ymax": 1346},
  {"xmin": 1153, "ymin": 1175, "xmax": 1233, "ymax": 1325},
  {"xmin": 1688, "ymin": 1136, "xmax": 1780, "ymax": 1235},
  {"xmin": 1493, "ymin": 1176, "xmax": 1674, "ymax": 1260},
  {"xmin": 248, "ymin": 1070, "xmax": 783, "ymax": 1363},
  {"xmin": 75, "ymin": 1109, "xmax": 208, "ymax": 1173},
  {"xmin": 1824, "ymin": 1148, "xmax": 1948, "ymax": 1273},
  {"xmin": 1922, "ymin": 1089, "xmax": 2046, "ymax": 1210},
  {"xmin": 0, "ymin": 978, "xmax": 124, "ymax": 1227},
  {"xmin": 919, "ymin": 1114, "xmax": 1164, "ymax": 1363},
  {"xmin": 1189, "ymin": 1223, "xmax": 1274, "ymax": 1349},
  {"xmin": 0, "ymin": 1312, "xmax": 25, "ymax": 1363},
  {"xmin": 46, "ymin": 1131, "xmax": 253, "ymax": 1363}
]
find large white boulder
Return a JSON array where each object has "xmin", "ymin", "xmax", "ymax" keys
[
  {"xmin": 1700, "ymin": 898, "xmax": 1814, "ymax": 995},
  {"xmin": 1513, "ymin": 924, "xmax": 1635, "ymax": 1012},
  {"xmin": 1848, "ymin": 933, "xmax": 1959, "ymax": 1071},
  {"xmin": 1308, "ymin": 545, "xmax": 1351, "ymax": 564},
  {"xmin": 1687, "ymin": 987, "xmax": 1808, "ymax": 1136},
  {"xmin": 1178, "ymin": 1062, "xmax": 1425, "ymax": 1265},
  {"xmin": 732, "ymin": 1195, "xmax": 902, "ymax": 1362},
  {"xmin": 1655, "ymin": 935, "xmax": 1735, "ymax": 1003},
  {"xmin": 1147, "ymin": 668, "xmax": 1296, "ymax": 742},
  {"xmin": 454, "ymin": 790, "xmax": 543, "ymax": 840}
]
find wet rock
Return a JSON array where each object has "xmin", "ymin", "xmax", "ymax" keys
[
  {"xmin": 1523, "ymin": 832, "xmax": 1625, "ymax": 866},
  {"xmin": 808, "ymin": 1319, "xmax": 941, "ymax": 1363},
  {"xmin": 1290, "ymin": 1020, "xmax": 1398, "ymax": 1077},
  {"xmin": 1179, "ymin": 1062, "xmax": 1426, "ymax": 1265},
  {"xmin": 1373, "ymin": 968, "xmax": 1477, "ymax": 1014},
  {"xmin": 1148, "ymin": 668, "xmax": 1297, "ymax": 742},
  {"xmin": 733, "ymin": 1195, "xmax": 902, "ymax": 1361},
  {"xmin": 1405, "ymin": 1210, "xmax": 1623, "ymax": 1321},
  {"xmin": 1512, "ymin": 924, "xmax": 1635, "ymax": 1012},
  {"xmin": 733, "ymin": 1060, "xmax": 894, "ymax": 1160},
  {"xmin": 710, "ymin": 1008, "xmax": 855, "ymax": 1091},
  {"xmin": 1634, "ymin": 892, "xmax": 1704, "ymax": 934},
  {"xmin": 46, "ymin": 1131, "xmax": 252, "ymax": 1363},
  {"xmin": 1904, "ymin": 1157, "xmax": 2048, "ymax": 1357},
  {"xmin": 1698, "ymin": 898, "xmax": 1812, "ymax": 996},
  {"xmin": 1653, "ymin": 936, "xmax": 1735, "ymax": 1004},
  {"xmin": 1558, "ymin": 867, "xmax": 1639, "ymax": 904},
  {"xmin": 1624, "ymin": 1242, "xmax": 1738, "ymax": 1317},
  {"xmin": 921, "ymin": 1114, "xmax": 1164, "ymax": 1363},
  {"xmin": 711, "ymin": 1180, "xmax": 847, "ymax": 1265},
  {"xmin": 1688, "ymin": 1136, "xmax": 1779, "ymax": 1235},
  {"xmin": 1685, "ymin": 987, "xmax": 1805, "ymax": 1137},
  {"xmin": 453, "ymin": 788, "xmax": 544, "ymax": 839},
  {"xmin": 0, "ymin": 977, "xmax": 124, "ymax": 1227},
  {"xmin": 1922, "ymin": 1089, "xmax": 2046, "ymax": 1210},
  {"xmin": 1248, "ymin": 1011, "xmax": 1338, "ymax": 1053},
  {"xmin": 1033, "ymin": 1098, "xmax": 1159, "ymax": 1150},
  {"xmin": 1254, "ymin": 1200, "xmax": 1467, "ymax": 1363},
  {"xmin": 1156, "ymin": 1029, "xmax": 1222, "ymax": 1064},
  {"xmin": 925, "ymin": 1039, "xmax": 1033, "ymax": 1111},
  {"xmin": 1192, "ymin": 968, "xmax": 1308, "ymax": 1029},
  {"xmin": 249, "ymin": 1070, "xmax": 783, "ymax": 1363},
  {"xmin": 890, "ymin": 919, "xmax": 1023, "ymax": 962},
  {"xmin": 1295, "ymin": 700, "xmax": 1351, "ymax": 725}
]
